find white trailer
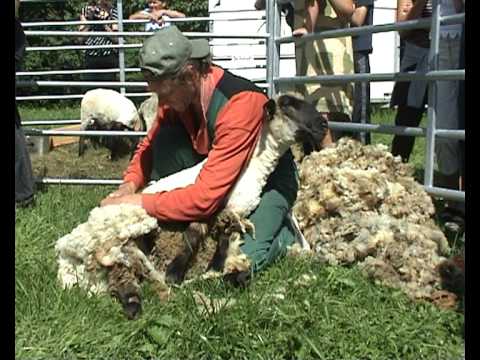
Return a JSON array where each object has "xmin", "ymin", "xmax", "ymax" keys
[{"xmin": 208, "ymin": 0, "xmax": 399, "ymax": 103}]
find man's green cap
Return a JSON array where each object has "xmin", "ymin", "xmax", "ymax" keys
[{"xmin": 139, "ymin": 26, "xmax": 210, "ymax": 79}]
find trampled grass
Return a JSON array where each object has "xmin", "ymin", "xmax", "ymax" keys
[{"xmin": 15, "ymin": 105, "xmax": 464, "ymax": 359}]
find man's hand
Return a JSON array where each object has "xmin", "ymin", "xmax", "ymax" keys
[
  {"xmin": 105, "ymin": 181, "xmax": 137, "ymax": 199},
  {"xmin": 292, "ymin": 27, "xmax": 309, "ymax": 36},
  {"xmin": 100, "ymin": 193, "xmax": 143, "ymax": 207}
]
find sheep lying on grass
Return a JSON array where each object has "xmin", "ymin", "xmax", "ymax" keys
[
  {"xmin": 56, "ymin": 93, "xmax": 328, "ymax": 319},
  {"xmin": 79, "ymin": 89, "xmax": 153, "ymax": 161},
  {"xmin": 293, "ymin": 138, "xmax": 453, "ymax": 305},
  {"xmin": 143, "ymin": 93, "xmax": 327, "ymax": 286}
]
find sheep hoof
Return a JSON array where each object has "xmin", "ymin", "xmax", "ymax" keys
[
  {"xmin": 165, "ymin": 259, "xmax": 187, "ymax": 285},
  {"xmin": 122, "ymin": 295, "xmax": 142, "ymax": 320},
  {"xmin": 223, "ymin": 270, "xmax": 251, "ymax": 289}
]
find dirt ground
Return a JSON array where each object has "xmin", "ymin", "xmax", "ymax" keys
[{"xmin": 30, "ymin": 142, "xmax": 131, "ymax": 180}]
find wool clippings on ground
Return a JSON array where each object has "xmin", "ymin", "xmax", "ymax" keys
[{"xmin": 293, "ymin": 138, "xmax": 453, "ymax": 305}]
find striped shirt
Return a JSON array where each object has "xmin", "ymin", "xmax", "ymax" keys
[
  {"xmin": 81, "ymin": 5, "xmax": 118, "ymax": 57},
  {"xmin": 422, "ymin": 0, "xmax": 433, "ymax": 18}
]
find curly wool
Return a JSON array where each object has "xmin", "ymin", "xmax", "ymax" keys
[
  {"xmin": 294, "ymin": 138, "xmax": 450, "ymax": 301},
  {"xmin": 81, "ymin": 89, "xmax": 141, "ymax": 130},
  {"xmin": 55, "ymin": 204, "xmax": 159, "ymax": 295}
]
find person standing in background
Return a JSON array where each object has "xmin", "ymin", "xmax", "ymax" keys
[
  {"xmin": 350, "ymin": 0, "xmax": 374, "ymax": 145},
  {"xmin": 435, "ymin": 0, "xmax": 464, "ymax": 222},
  {"xmin": 129, "ymin": 0, "xmax": 185, "ymax": 32},
  {"xmin": 390, "ymin": 0, "xmax": 431, "ymax": 162},
  {"xmin": 79, "ymin": 0, "xmax": 119, "ymax": 83},
  {"xmin": 15, "ymin": 0, "xmax": 35, "ymax": 209},
  {"xmin": 293, "ymin": 0, "xmax": 355, "ymax": 152}
]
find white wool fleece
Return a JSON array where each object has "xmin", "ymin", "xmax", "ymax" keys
[
  {"xmin": 80, "ymin": 89, "xmax": 139, "ymax": 129},
  {"xmin": 55, "ymin": 204, "xmax": 158, "ymax": 294}
]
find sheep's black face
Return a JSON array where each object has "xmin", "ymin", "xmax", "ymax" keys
[{"xmin": 271, "ymin": 95, "xmax": 328, "ymax": 151}]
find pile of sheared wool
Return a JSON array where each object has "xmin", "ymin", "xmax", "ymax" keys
[{"xmin": 293, "ymin": 138, "xmax": 451, "ymax": 301}]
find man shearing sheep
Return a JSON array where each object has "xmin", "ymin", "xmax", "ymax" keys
[{"xmin": 100, "ymin": 26, "xmax": 300, "ymax": 286}]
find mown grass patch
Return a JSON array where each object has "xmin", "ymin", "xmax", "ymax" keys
[{"xmin": 16, "ymin": 185, "xmax": 464, "ymax": 359}]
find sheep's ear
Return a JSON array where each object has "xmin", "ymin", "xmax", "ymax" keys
[{"xmin": 264, "ymin": 99, "xmax": 276, "ymax": 120}]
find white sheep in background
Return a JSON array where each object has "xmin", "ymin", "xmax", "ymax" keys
[
  {"xmin": 55, "ymin": 93, "xmax": 328, "ymax": 319},
  {"xmin": 79, "ymin": 89, "xmax": 146, "ymax": 161},
  {"xmin": 137, "ymin": 93, "xmax": 158, "ymax": 133}
]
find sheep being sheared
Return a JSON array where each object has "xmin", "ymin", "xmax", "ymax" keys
[
  {"xmin": 293, "ymin": 138, "xmax": 453, "ymax": 305},
  {"xmin": 142, "ymin": 93, "xmax": 328, "ymax": 286},
  {"xmin": 79, "ymin": 89, "xmax": 150, "ymax": 161},
  {"xmin": 56, "ymin": 93, "xmax": 328, "ymax": 319}
]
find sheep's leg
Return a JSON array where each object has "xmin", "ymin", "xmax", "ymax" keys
[
  {"xmin": 108, "ymin": 263, "xmax": 142, "ymax": 320},
  {"xmin": 207, "ymin": 210, "xmax": 255, "ymax": 273},
  {"xmin": 78, "ymin": 137, "xmax": 86, "ymax": 157},
  {"xmin": 165, "ymin": 222, "xmax": 208, "ymax": 285},
  {"xmin": 206, "ymin": 232, "xmax": 230, "ymax": 272},
  {"xmin": 223, "ymin": 269, "xmax": 251, "ymax": 289},
  {"xmin": 210, "ymin": 232, "xmax": 252, "ymax": 288}
]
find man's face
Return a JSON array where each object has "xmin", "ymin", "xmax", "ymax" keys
[{"xmin": 143, "ymin": 71, "xmax": 196, "ymax": 113}]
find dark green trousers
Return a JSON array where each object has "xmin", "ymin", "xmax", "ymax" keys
[{"xmin": 150, "ymin": 124, "xmax": 298, "ymax": 273}]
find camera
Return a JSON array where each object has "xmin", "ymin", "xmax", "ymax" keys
[{"xmin": 86, "ymin": 5, "xmax": 103, "ymax": 20}]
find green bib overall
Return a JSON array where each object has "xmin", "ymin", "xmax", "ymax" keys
[{"xmin": 150, "ymin": 70, "xmax": 298, "ymax": 272}]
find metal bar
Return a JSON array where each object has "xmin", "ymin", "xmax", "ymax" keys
[
  {"xmin": 24, "ymin": 30, "xmax": 269, "ymax": 38},
  {"xmin": 209, "ymin": 9, "xmax": 264, "ymax": 14},
  {"xmin": 276, "ymin": 14, "xmax": 465, "ymax": 44},
  {"xmin": 20, "ymin": 0, "xmax": 64, "ymax": 2},
  {"xmin": 26, "ymin": 40, "xmax": 267, "ymax": 52},
  {"xmin": 21, "ymin": 13, "xmax": 462, "ymax": 29},
  {"xmin": 22, "ymin": 71, "xmax": 463, "ymax": 87},
  {"xmin": 435, "ymin": 129, "xmax": 465, "ymax": 140},
  {"xmin": 329, "ymin": 123, "xmax": 462, "ymax": 140},
  {"xmin": 23, "ymin": 129, "xmax": 148, "ymax": 137},
  {"xmin": 272, "ymin": 0, "xmax": 282, "ymax": 97},
  {"xmin": 16, "ymin": 68, "xmax": 137, "ymax": 76},
  {"xmin": 266, "ymin": 0, "xmax": 274, "ymax": 97},
  {"xmin": 275, "ymin": 70, "xmax": 464, "ymax": 85},
  {"xmin": 22, "ymin": 121, "xmax": 442, "ymax": 139},
  {"xmin": 424, "ymin": 186, "xmax": 465, "ymax": 202},
  {"xmin": 21, "ymin": 17, "xmax": 266, "ymax": 27},
  {"xmin": 17, "ymin": 80, "xmax": 148, "ymax": 88},
  {"xmin": 22, "ymin": 120, "xmax": 81, "ymax": 126},
  {"xmin": 36, "ymin": 178, "xmax": 123, "ymax": 185},
  {"xmin": 26, "ymin": 44, "xmax": 143, "ymax": 51},
  {"xmin": 117, "ymin": 0, "xmax": 126, "ymax": 95},
  {"xmin": 15, "ymin": 56, "xmax": 280, "ymax": 75},
  {"xmin": 32, "ymin": 180, "xmax": 465, "ymax": 202},
  {"xmin": 328, "ymin": 122, "xmax": 426, "ymax": 136},
  {"xmin": 424, "ymin": 0, "xmax": 441, "ymax": 188},
  {"xmin": 16, "ymin": 93, "xmax": 152, "ymax": 101}
]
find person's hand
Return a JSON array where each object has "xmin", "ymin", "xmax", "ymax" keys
[
  {"xmin": 106, "ymin": 181, "xmax": 137, "ymax": 199},
  {"xmin": 150, "ymin": 10, "xmax": 164, "ymax": 24},
  {"xmin": 292, "ymin": 27, "xmax": 309, "ymax": 36},
  {"xmin": 100, "ymin": 194, "xmax": 143, "ymax": 207}
]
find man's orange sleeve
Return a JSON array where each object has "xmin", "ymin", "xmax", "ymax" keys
[{"xmin": 141, "ymin": 92, "xmax": 267, "ymax": 222}]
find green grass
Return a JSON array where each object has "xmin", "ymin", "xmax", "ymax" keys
[
  {"xmin": 15, "ymin": 105, "xmax": 464, "ymax": 359},
  {"xmin": 19, "ymin": 104, "xmax": 81, "ymax": 122}
]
